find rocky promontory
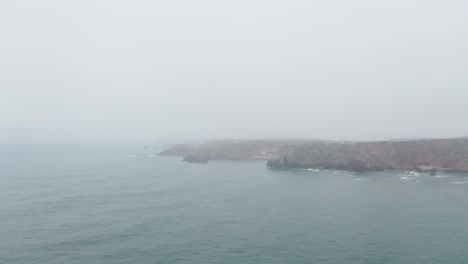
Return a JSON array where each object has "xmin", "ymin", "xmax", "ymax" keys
[
  {"xmin": 158, "ymin": 140, "xmax": 308, "ymax": 163},
  {"xmin": 158, "ymin": 138, "xmax": 468, "ymax": 172}
]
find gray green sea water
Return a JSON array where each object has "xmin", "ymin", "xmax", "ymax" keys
[{"xmin": 2, "ymin": 145, "xmax": 468, "ymax": 263}]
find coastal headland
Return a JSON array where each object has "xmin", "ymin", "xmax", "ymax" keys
[{"xmin": 158, "ymin": 138, "xmax": 468, "ymax": 173}]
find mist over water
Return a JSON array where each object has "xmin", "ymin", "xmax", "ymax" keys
[
  {"xmin": 2, "ymin": 145, "xmax": 468, "ymax": 264},
  {"xmin": 2, "ymin": 0, "xmax": 468, "ymax": 143}
]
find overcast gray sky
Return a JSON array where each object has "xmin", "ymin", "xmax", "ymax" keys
[{"xmin": 1, "ymin": 0, "xmax": 467, "ymax": 143}]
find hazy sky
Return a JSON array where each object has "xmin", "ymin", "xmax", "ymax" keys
[{"xmin": 1, "ymin": 0, "xmax": 467, "ymax": 143}]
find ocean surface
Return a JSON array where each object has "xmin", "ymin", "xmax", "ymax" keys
[{"xmin": 2, "ymin": 144, "xmax": 468, "ymax": 264}]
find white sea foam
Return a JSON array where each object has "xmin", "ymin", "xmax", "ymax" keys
[
  {"xmin": 355, "ymin": 178, "xmax": 368, "ymax": 181},
  {"xmin": 333, "ymin": 170, "xmax": 354, "ymax": 174},
  {"xmin": 450, "ymin": 181, "xmax": 468, "ymax": 184},
  {"xmin": 403, "ymin": 171, "xmax": 420, "ymax": 177}
]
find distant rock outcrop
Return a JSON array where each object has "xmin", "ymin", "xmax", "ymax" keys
[
  {"xmin": 158, "ymin": 140, "xmax": 309, "ymax": 163},
  {"xmin": 157, "ymin": 144, "xmax": 196, "ymax": 156}
]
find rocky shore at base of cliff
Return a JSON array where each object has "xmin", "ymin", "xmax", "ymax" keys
[{"xmin": 158, "ymin": 138, "xmax": 468, "ymax": 173}]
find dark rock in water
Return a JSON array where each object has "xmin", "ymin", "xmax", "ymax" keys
[{"xmin": 430, "ymin": 168, "xmax": 437, "ymax": 176}]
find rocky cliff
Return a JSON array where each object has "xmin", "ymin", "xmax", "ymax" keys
[
  {"xmin": 158, "ymin": 138, "xmax": 468, "ymax": 172},
  {"xmin": 266, "ymin": 138, "xmax": 468, "ymax": 172}
]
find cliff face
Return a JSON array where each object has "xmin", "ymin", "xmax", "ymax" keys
[{"xmin": 266, "ymin": 138, "xmax": 468, "ymax": 172}]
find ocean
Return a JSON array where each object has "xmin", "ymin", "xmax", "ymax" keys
[{"xmin": 2, "ymin": 144, "xmax": 468, "ymax": 263}]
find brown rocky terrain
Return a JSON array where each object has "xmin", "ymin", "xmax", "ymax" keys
[
  {"xmin": 267, "ymin": 138, "xmax": 468, "ymax": 172},
  {"xmin": 158, "ymin": 138, "xmax": 468, "ymax": 172}
]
